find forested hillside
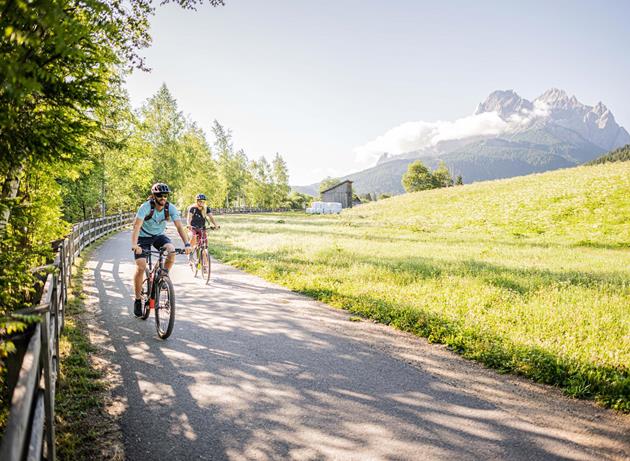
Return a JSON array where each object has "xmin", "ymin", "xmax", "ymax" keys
[{"xmin": 587, "ymin": 144, "xmax": 630, "ymax": 165}]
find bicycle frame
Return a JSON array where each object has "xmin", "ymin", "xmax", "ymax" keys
[
  {"xmin": 188, "ymin": 227, "xmax": 215, "ymax": 283},
  {"xmin": 137, "ymin": 246, "xmax": 185, "ymax": 339},
  {"xmin": 142, "ymin": 247, "xmax": 184, "ymax": 308},
  {"xmin": 191, "ymin": 226, "xmax": 214, "ymax": 250}
]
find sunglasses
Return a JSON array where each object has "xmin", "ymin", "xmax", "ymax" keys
[{"xmin": 154, "ymin": 193, "xmax": 169, "ymax": 198}]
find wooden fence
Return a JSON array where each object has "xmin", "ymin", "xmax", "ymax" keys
[
  {"xmin": 0, "ymin": 212, "xmax": 134, "ymax": 461},
  {"xmin": 210, "ymin": 207, "xmax": 290, "ymax": 215}
]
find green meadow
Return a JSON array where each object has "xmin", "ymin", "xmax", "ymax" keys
[{"xmin": 206, "ymin": 162, "xmax": 630, "ymax": 411}]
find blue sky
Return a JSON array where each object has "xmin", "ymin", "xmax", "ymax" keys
[{"xmin": 125, "ymin": 0, "xmax": 630, "ymax": 185}]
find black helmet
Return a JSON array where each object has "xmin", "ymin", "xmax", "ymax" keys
[
  {"xmin": 196, "ymin": 193, "xmax": 207, "ymax": 200},
  {"xmin": 151, "ymin": 183, "xmax": 171, "ymax": 194}
]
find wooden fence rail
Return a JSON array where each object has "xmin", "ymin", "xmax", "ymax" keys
[
  {"xmin": 211, "ymin": 207, "xmax": 290, "ymax": 215},
  {"xmin": 0, "ymin": 212, "xmax": 134, "ymax": 461}
]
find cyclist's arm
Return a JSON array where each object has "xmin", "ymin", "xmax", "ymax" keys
[
  {"xmin": 173, "ymin": 219, "xmax": 190, "ymax": 246},
  {"xmin": 131, "ymin": 218, "xmax": 143, "ymax": 253},
  {"xmin": 206, "ymin": 207, "xmax": 219, "ymax": 228},
  {"xmin": 186, "ymin": 209, "xmax": 193, "ymax": 229},
  {"xmin": 206, "ymin": 214, "xmax": 219, "ymax": 228}
]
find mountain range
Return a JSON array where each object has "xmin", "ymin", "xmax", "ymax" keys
[{"xmin": 294, "ymin": 89, "xmax": 630, "ymax": 196}]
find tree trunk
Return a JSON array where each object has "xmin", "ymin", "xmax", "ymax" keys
[{"xmin": 0, "ymin": 163, "xmax": 24, "ymax": 234}]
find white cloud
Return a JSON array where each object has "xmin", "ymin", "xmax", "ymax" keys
[{"xmin": 354, "ymin": 104, "xmax": 551, "ymax": 166}]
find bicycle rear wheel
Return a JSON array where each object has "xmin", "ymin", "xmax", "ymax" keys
[
  {"xmin": 201, "ymin": 248, "xmax": 211, "ymax": 284},
  {"xmin": 140, "ymin": 268, "xmax": 151, "ymax": 320},
  {"xmin": 155, "ymin": 276, "xmax": 175, "ymax": 339}
]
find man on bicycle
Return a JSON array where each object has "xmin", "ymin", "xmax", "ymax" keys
[
  {"xmin": 187, "ymin": 193, "xmax": 219, "ymax": 254},
  {"xmin": 131, "ymin": 183, "xmax": 191, "ymax": 317}
]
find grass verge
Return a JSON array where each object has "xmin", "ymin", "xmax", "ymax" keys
[
  {"xmin": 207, "ymin": 163, "xmax": 630, "ymax": 412},
  {"xmin": 56, "ymin": 241, "xmax": 123, "ymax": 460}
]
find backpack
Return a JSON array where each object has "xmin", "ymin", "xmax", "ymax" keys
[{"xmin": 144, "ymin": 198, "xmax": 170, "ymax": 222}]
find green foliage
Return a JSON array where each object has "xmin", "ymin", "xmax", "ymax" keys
[
  {"xmin": 455, "ymin": 175, "xmax": 464, "ymax": 185},
  {"xmin": 401, "ymin": 160, "xmax": 436, "ymax": 192},
  {"xmin": 402, "ymin": 160, "xmax": 456, "ymax": 193},
  {"xmin": 271, "ymin": 153, "xmax": 290, "ymax": 208},
  {"xmin": 587, "ymin": 144, "xmax": 630, "ymax": 165},
  {"xmin": 207, "ymin": 163, "xmax": 630, "ymax": 411},
  {"xmin": 0, "ymin": 0, "xmax": 227, "ymax": 399},
  {"xmin": 246, "ymin": 157, "xmax": 273, "ymax": 208},
  {"xmin": 433, "ymin": 161, "xmax": 454, "ymax": 187},
  {"xmin": 287, "ymin": 191, "xmax": 314, "ymax": 210},
  {"xmin": 319, "ymin": 177, "xmax": 341, "ymax": 194},
  {"xmin": 55, "ymin": 84, "xmax": 293, "ymax": 221}
]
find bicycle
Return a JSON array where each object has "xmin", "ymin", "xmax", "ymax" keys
[
  {"xmin": 138, "ymin": 247, "xmax": 186, "ymax": 339},
  {"xmin": 188, "ymin": 226, "xmax": 216, "ymax": 284}
]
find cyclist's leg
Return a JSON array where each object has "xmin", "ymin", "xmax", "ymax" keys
[
  {"xmin": 154, "ymin": 234, "xmax": 175, "ymax": 271},
  {"xmin": 200, "ymin": 228, "xmax": 208, "ymax": 247},
  {"xmin": 134, "ymin": 237, "xmax": 152, "ymax": 298},
  {"xmin": 134, "ymin": 258, "xmax": 147, "ymax": 298},
  {"xmin": 188, "ymin": 228, "xmax": 199, "ymax": 259},
  {"xmin": 189, "ymin": 228, "xmax": 197, "ymax": 249},
  {"xmin": 193, "ymin": 227, "xmax": 203, "ymax": 247},
  {"xmin": 190, "ymin": 227, "xmax": 203, "ymax": 263}
]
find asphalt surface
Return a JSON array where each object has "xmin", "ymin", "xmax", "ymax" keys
[{"xmin": 82, "ymin": 230, "xmax": 630, "ymax": 461}]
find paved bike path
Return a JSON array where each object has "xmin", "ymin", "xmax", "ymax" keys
[{"xmin": 83, "ymin": 230, "xmax": 630, "ymax": 460}]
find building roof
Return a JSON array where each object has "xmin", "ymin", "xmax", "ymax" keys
[{"xmin": 320, "ymin": 179, "xmax": 353, "ymax": 195}]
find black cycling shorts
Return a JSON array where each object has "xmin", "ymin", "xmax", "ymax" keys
[{"xmin": 135, "ymin": 234, "xmax": 172, "ymax": 260}]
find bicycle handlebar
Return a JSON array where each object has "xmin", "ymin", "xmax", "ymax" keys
[
  {"xmin": 187, "ymin": 226, "xmax": 219, "ymax": 230},
  {"xmin": 133, "ymin": 248, "xmax": 187, "ymax": 256}
]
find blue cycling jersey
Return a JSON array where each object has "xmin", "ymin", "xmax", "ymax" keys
[{"xmin": 135, "ymin": 201, "xmax": 181, "ymax": 237}]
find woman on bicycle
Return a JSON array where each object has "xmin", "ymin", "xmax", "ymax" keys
[{"xmin": 187, "ymin": 194, "xmax": 219, "ymax": 253}]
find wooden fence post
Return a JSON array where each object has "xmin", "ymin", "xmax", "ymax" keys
[
  {"xmin": 0, "ymin": 324, "xmax": 42, "ymax": 461},
  {"xmin": 40, "ymin": 309, "xmax": 56, "ymax": 461}
]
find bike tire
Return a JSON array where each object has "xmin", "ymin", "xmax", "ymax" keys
[
  {"xmin": 155, "ymin": 276, "xmax": 175, "ymax": 339},
  {"xmin": 141, "ymin": 268, "xmax": 151, "ymax": 320},
  {"xmin": 201, "ymin": 248, "xmax": 211, "ymax": 284},
  {"xmin": 194, "ymin": 248, "xmax": 201, "ymax": 278},
  {"xmin": 188, "ymin": 250, "xmax": 196, "ymax": 275}
]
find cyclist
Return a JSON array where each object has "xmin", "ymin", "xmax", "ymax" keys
[
  {"xmin": 131, "ymin": 183, "xmax": 191, "ymax": 317},
  {"xmin": 187, "ymin": 193, "xmax": 219, "ymax": 254}
]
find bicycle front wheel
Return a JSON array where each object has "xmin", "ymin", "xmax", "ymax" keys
[
  {"xmin": 155, "ymin": 276, "xmax": 176, "ymax": 339},
  {"xmin": 201, "ymin": 248, "xmax": 211, "ymax": 284},
  {"xmin": 194, "ymin": 248, "xmax": 201, "ymax": 278},
  {"xmin": 188, "ymin": 250, "xmax": 197, "ymax": 275}
]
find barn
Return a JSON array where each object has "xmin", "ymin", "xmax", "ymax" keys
[{"xmin": 321, "ymin": 180, "xmax": 353, "ymax": 208}]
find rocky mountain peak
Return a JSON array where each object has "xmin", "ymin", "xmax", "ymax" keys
[
  {"xmin": 534, "ymin": 88, "xmax": 585, "ymax": 111},
  {"xmin": 593, "ymin": 101, "xmax": 608, "ymax": 116},
  {"xmin": 474, "ymin": 89, "xmax": 533, "ymax": 119},
  {"xmin": 537, "ymin": 88, "xmax": 568, "ymax": 103},
  {"xmin": 471, "ymin": 88, "xmax": 629, "ymax": 152}
]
